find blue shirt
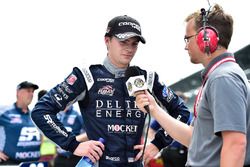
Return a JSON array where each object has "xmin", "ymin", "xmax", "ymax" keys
[{"xmin": 0, "ymin": 103, "xmax": 41, "ymax": 162}]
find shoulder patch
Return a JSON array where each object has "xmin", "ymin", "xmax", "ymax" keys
[
  {"xmin": 147, "ymin": 71, "xmax": 155, "ymax": 93},
  {"xmin": 78, "ymin": 63, "xmax": 94, "ymax": 91}
]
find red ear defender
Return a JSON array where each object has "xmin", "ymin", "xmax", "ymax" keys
[{"xmin": 196, "ymin": 26, "xmax": 219, "ymax": 54}]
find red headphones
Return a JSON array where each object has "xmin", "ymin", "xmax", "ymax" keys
[{"xmin": 196, "ymin": 8, "xmax": 219, "ymax": 54}]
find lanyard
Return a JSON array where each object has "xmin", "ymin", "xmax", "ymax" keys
[{"xmin": 193, "ymin": 57, "xmax": 236, "ymax": 118}]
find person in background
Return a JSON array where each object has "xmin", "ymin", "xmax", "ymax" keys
[
  {"xmin": 38, "ymin": 89, "xmax": 57, "ymax": 167},
  {"xmin": 136, "ymin": 4, "xmax": 250, "ymax": 167},
  {"xmin": 31, "ymin": 15, "xmax": 190, "ymax": 167},
  {"xmin": 0, "ymin": 81, "xmax": 41, "ymax": 165},
  {"xmin": 54, "ymin": 105, "xmax": 85, "ymax": 167}
]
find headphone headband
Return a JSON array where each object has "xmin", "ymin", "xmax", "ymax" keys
[{"xmin": 196, "ymin": 8, "xmax": 219, "ymax": 54}]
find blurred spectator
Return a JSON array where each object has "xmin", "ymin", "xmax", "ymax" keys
[
  {"xmin": 53, "ymin": 105, "xmax": 85, "ymax": 167},
  {"xmin": 0, "ymin": 81, "xmax": 41, "ymax": 165},
  {"xmin": 38, "ymin": 89, "xmax": 48, "ymax": 100},
  {"xmin": 38, "ymin": 89, "xmax": 56, "ymax": 167}
]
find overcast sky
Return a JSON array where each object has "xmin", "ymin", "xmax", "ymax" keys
[{"xmin": 0, "ymin": 0, "xmax": 249, "ymax": 107}]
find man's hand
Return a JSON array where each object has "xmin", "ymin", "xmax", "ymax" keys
[
  {"xmin": 0, "ymin": 151, "xmax": 9, "ymax": 162},
  {"xmin": 134, "ymin": 143, "xmax": 159, "ymax": 166},
  {"xmin": 73, "ymin": 140, "xmax": 104, "ymax": 163}
]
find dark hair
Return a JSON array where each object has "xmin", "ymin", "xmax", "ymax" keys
[
  {"xmin": 38, "ymin": 89, "xmax": 47, "ymax": 100},
  {"xmin": 186, "ymin": 4, "xmax": 233, "ymax": 49}
]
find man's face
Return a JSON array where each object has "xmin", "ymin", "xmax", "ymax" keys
[
  {"xmin": 105, "ymin": 36, "xmax": 139, "ymax": 68},
  {"xmin": 184, "ymin": 18, "xmax": 204, "ymax": 64},
  {"xmin": 17, "ymin": 88, "xmax": 35, "ymax": 106}
]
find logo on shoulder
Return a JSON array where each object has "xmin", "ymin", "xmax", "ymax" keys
[
  {"xmin": 82, "ymin": 68, "xmax": 93, "ymax": 83},
  {"xmin": 162, "ymin": 86, "xmax": 174, "ymax": 103},
  {"xmin": 147, "ymin": 71, "xmax": 155, "ymax": 92},
  {"xmin": 66, "ymin": 74, "xmax": 77, "ymax": 85},
  {"xmin": 54, "ymin": 94, "xmax": 63, "ymax": 101}
]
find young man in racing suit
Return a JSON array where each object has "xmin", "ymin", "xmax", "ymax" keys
[{"xmin": 31, "ymin": 15, "xmax": 190, "ymax": 167}]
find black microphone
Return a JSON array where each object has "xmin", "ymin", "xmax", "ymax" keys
[
  {"xmin": 200, "ymin": 8, "xmax": 210, "ymax": 54},
  {"xmin": 125, "ymin": 66, "xmax": 149, "ymax": 113},
  {"xmin": 201, "ymin": 8, "xmax": 208, "ymax": 41},
  {"xmin": 200, "ymin": 8, "xmax": 206, "ymax": 17},
  {"xmin": 125, "ymin": 66, "xmax": 151, "ymax": 161},
  {"xmin": 125, "ymin": 65, "xmax": 141, "ymax": 78}
]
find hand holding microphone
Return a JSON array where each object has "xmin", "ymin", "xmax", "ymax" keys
[{"xmin": 125, "ymin": 66, "xmax": 150, "ymax": 113}]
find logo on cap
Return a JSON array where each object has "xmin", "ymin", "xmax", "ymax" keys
[{"xmin": 118, "ymin": 21, "xmax": 141, "ymax": 32}]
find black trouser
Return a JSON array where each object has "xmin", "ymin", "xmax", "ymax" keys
[{"xmin": 54, "ymin": 154, "xmax": 81, "ymax": 167}]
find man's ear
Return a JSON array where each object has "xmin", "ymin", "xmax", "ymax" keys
[{"xmin": 104, "ymin": 36, "xmax": 110, "ymax": 47}]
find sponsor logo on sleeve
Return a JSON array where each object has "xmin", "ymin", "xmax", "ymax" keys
[
  {"xmin": 44, "ymin": 114, "xmax": 68, "ymax": 137},
  {"xmin": 162, "ymin": 86, "xmax": 174, "ymax": 103},
  {"xmin": 66, "ymin": 74, "xmax": 77, "ymax": 85},
  {"xmin": 54, "ymin": 94, "xmax": 63, "ymax": 101}
]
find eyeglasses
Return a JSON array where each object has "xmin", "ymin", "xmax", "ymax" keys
[{"xmin": 184, "ymin": 34, "xmax": 197, "ymax": 44}]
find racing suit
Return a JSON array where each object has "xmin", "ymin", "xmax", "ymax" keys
[
  {"xmin": 0, "ymin": 104, "xmax": 41, "ymax": 163},
  {"xmin": 31, "ymin": 57, "xmax": 190, "ymax": 167}
]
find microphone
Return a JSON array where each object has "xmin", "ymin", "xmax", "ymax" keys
[
  {"xmin": 200, "ymin": 8, "xmax": 206, "ymax": 17},
  {"xmin": 125, "ymin": 66, "xmax": 151, "ymax": 161},
  {"xmin": 200, "ymin": 8, "xmax": 210, "ymax": 54},
  {"xmin": 125, "ymin": 66, "xmax": 149, "ymax": 112}
]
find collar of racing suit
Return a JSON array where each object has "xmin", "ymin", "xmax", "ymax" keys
[{"xmin": 103, "ymin": 56, "xmax": 127, "ymax": 78}]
